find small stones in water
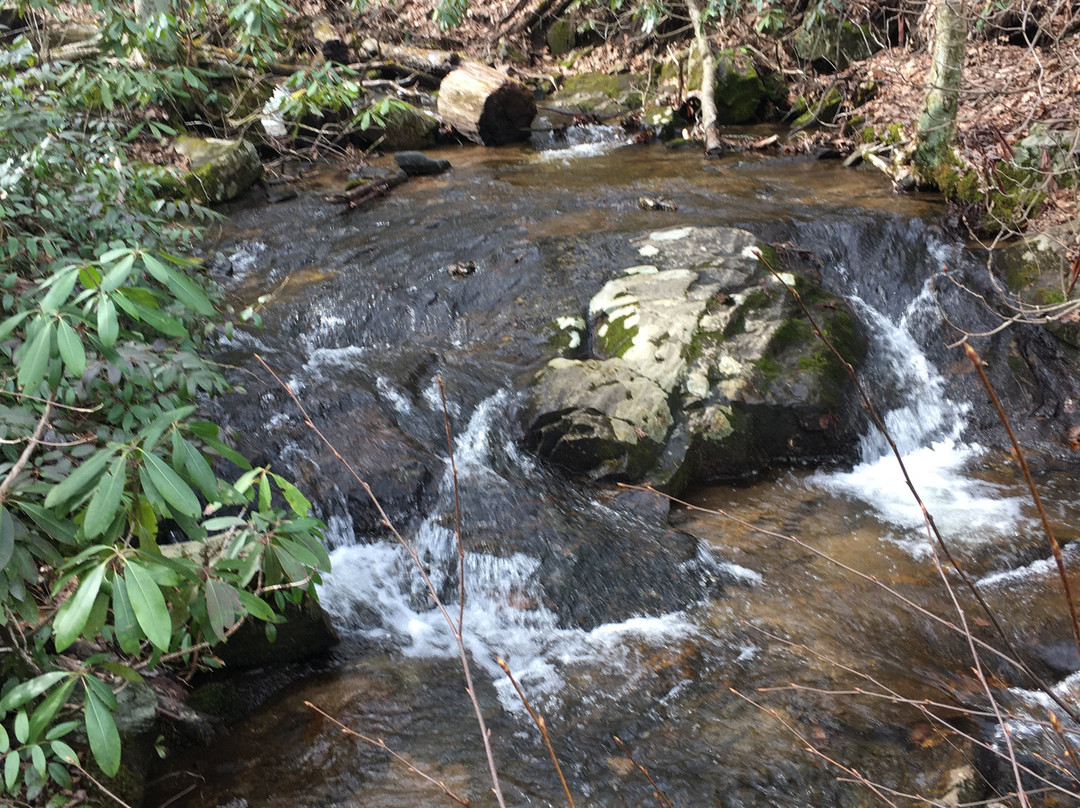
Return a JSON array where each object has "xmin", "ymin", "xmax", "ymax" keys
[
  {"xmin": 448, "ymin": 261, "xmax": 476, "ymax": 278},
  {"xmin": 638, "ymin": 195, "xmax": 677, "ymax": 212}
]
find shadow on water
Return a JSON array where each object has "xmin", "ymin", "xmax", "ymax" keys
[{"xmin": 150, "ymin": 141, "xmax": 1080, "ymax": 808}]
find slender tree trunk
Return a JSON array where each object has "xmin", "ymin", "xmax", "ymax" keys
[
  {"xmin": 913, "ymin": 0, "xmax": 968, "ymax": 177},
  {"xmin": 686, "ymin": 0, "xmax": 722, "ymax": 156}
]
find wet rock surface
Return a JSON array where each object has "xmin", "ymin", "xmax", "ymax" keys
[{"xmin": 524, "ymin": 225, "xmax": 867, "ymax": 487}]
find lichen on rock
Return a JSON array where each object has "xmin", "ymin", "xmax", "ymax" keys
[{"xmin": 524, "ymin": 225, "xmax": 867, "ymax": 488}]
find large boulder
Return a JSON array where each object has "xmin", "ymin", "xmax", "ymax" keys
[
  {"xmin": 174, "ymin": 136, "xmax": 262, "ymax": 204},
  {"xmin": 524, "ymin": 226, "xmax": 867, "ymax": 487},
  {"xmin": 548, "ymin": 71, "xmax": 644, "ymax": 120}
]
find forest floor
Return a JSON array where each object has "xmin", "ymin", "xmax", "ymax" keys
[{"xmin": 347, "ymin": 0, "xmax": 1078, "ymax": 260}]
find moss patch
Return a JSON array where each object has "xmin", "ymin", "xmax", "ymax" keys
[{"xmin": 596, "ymin": 314, "xmax": 639, "ymax": 358}]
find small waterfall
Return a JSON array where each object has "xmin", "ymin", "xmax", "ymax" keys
[
  {"xmin": 317, "ymin": 388, "xmax": 745, "ymax": 711},
  {"xmin": 812, "ymin": 280, "xmax": 1027, "ymax": 551}
]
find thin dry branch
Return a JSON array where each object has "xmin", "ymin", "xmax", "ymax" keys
[
  {"xmin": 611, "ymin": 735, "xmax": 673, "ymax": 808},
  {"xmin": 963, "ymin": 342, "xmax": 1080, "ymax": 658},
  {"xmin": 305, "ymin": 701, "xmax": 471, "ymax": 806},
  {"xmin": 496, "ymin": 656, "xmax": 576, "ymax": 808},
  {"xmin": 254, "ymin": 354, "xmax": 508, "ymax": 808}
]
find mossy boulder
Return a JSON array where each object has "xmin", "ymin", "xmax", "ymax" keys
[
  {"xmin": 794, "ymin": 15, "xmax": 882, "ymax": 73},
  {"xmin": 364, "ymin": 99, "xmax": 438, "ymax": 150},
  {"xmin": 1014, "ymin": 123, "xmax": 1080, "ymax": 187},
  {"xmin": 524, "ymin": 226, "xmax": 867, "ymax": 488},
  {"xmin": 550, "ymin": 71, "xmax": 644, "ymax": 119},
  {"xmin": 174, "ymin": 136, "xmax": 262, "ymax": 204},
  {"xmin": 547, "ymin": 17, "xmax": 576, "ymax": 56},
  {"xmin": 713, "ymin": 49, "xmax": 769, "ymax": 124}
]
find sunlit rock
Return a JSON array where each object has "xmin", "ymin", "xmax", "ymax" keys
[{"xmin": 525, "ymin": 225, "xmax": 868, "ymax": 487}]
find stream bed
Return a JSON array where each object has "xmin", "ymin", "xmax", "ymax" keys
[{"xmin": 149, "ymin": 139, "xmax": 1080, "ymax": 807}]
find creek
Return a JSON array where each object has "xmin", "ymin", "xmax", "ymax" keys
[{"xmin": 151, "ymin": 136, "xmax": 1080, "ymax": 807}]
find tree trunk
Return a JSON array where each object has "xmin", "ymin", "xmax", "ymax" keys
[
  {"xmin": 913, "ymin": 0, "xmax": 967, "ymax": 177},
  {"xmin": 686, "ymin": 0, "xmax": 722, "ymax": 156},
  {"xmin": 437, "ymin": 62, "xmax": 537, "ymax": 146}
]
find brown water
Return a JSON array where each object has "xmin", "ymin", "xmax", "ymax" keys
[{"xmin": 149, "ymin": 139, "xmax": 1080, "ymax": 808}]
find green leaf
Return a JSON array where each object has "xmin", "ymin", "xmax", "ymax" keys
[
  {"xmin": 52, "ymin": 562, "xmax": 107, "ymax": 652},
  {"xmin": 4, "ymin": 750, "xmax": 18, "ymax": 792},
  {"xmin": 95, "ymin": 662, "xmax": 143, "ymax": 684},
  {"xmin": 49, "ymin": 740, "xmax": 78, "ymax": 766},
  {"xmin": 0, "ymin": 724, "xmax": 7, "ymax": 754},
  {"xmin": 83, "ymin": 455, "xmax": 127, "ymax": 540},
  {"xmin": 202, "ymin": 434, "xmax": 251, "ymax": 470},
  {"xmin": 236, "ymin": 589, "xmax": 276, "ymax": 622},
  {"xmin": 139, "ymin": 405, "xmax": 198, "ymax": 453},
  {"xmin": 0, "ymin": 309, "xmax": 32, "ymax": 341},
  {"xmin": 272, "ymin": 474, "xmax": 310, "ymax": 517},
  {"xmin": 202, "ymin": 516, "xmax": 247, "ymax": 532},
  {"xmin": 18, "ymin": 503, "xmax": 77, "ymax": 546},
  {"xmin": 110, "ymin": 573, "xmax": 142, "ymax": 655},
  {"xmin": 178, "ymin": 437, "xmax": 217, "ymax": 500},
  {"xmin": 39, "ymin": 268, "xmax": 78, "ymax": 314},
  {"xmin": 99, "ymin": 253, "xmax": 135, "ymax": 292},
  {"xmin": 44, "ymin": 448, "xmax": 117, "ymax": 511},
  {"xmin": 0, "ymin": 673, "xmax": 68, "ymax": 713},
  {"xmin": 83, "ymin": 689, "xmax": 120, "ymax": 777},
  {"xmin": 161, "ymin": 264, "xmax": 215, "ymax": 317},
  {"xmin": 82, "ymin": 675, "xmax": 116, "ymax": 712},
  {"xmin": 141, "ymin": 451, "xmax": 200, "ymax": 517},
  {"xmin": 0, "ymin": 506, "xmax": 14, "ymax": 570},
  {"xmin": 96, "ymin": 295, "xmax": 118, "ymax": 348},
  {"xmin": 258, "ymin": 473, "xmax": 271, "ymax": 511},
  {"xmin": 29, "ymin": 744, "xmax": 45, "ymax": 779},
  {"xmin": 17, "ymin": 319, "xmax": 53, "ymax": 392},
  {"xmin": 55, "ymin": 318, "xmax": 86, "ymax": 378},
  {"xmin": 204, "ymin": 579, "xmax": 240, "ymax": 643},
  {"xmin": 123, "ymin": 560, "xmax": 172, "ymax": 651},
  {"xmin": 28, "ymin": 679, "xmax": 75, "ymax": 744},
  {"xmin": 14, "ymin": 710, "xmax": 28, "ymax": 744},
  {"xmin": 140, "ymin": 252, "xmax": 169, "ymax": 284}
]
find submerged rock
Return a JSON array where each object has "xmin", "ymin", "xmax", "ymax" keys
[{"xmin": 524, "ymin": 226, "xmax": 867, "ymax": 487}]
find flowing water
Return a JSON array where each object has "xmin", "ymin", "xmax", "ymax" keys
[{"xmin": 151, "ymin": 138, "xmax": 1080, "ymax": 807}]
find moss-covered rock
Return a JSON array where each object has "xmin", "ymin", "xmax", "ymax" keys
[
  {"xmin": 524, "ymin": 226, "xmax": 866, "ymax": 488},
  {"xmin": 174, "ymin": 136, "xmax": 262, "ymax": 204},
  {"xmin": 792, "ymin": 85, "xmax": 844, "ymax": 128},
  {"xmin": 365, "ymin": 99, "xmax": 438, "ymax": 150},
  {"xmin": 713, "ymin": 49, "xmax": 768, "ymax": 124},
  {"xmin": 547, "ymin": 17, "xmax": 576, "ymax": 56},
  {"xmin": 551, "ymin": 71, "xmax": 644, "ymax": 119}
]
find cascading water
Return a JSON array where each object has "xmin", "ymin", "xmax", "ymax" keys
[
  {"xmin": 317, "ymin": 388, "xmax": 748, "ymax": 711},
  {"xmin": 811, "ymin": 279, "xmax": 1028, "ymax": 553},
  {"xmin": 155, "ymin": 144, "xmax": 1080, "ymax": 808}
]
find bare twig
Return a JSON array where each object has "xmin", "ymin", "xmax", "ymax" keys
[
  {"xmin": 0, "ymin": 399, "xmax": 52, "ymax": 504},
  {"xmin": 305, "ymin": 701, "xmax": 471, "ymax": 806},
  {"xmin": 496, "ymin": 657, "xmax": 575, "ymax": 808},
  {"xmin": 963, "ymin": 341, "xmax": 1080, "ymax": 660},
  {"xmin": 255, "ymin": 354, "xmax": 508, "ymax": 808},
  {"xmin": 611, "ymin": 735, "xmax": 673, "ymax": 808}
]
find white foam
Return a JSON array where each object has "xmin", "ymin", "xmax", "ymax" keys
[{"xmin": 811, "ymin": 284, "xmax": 1028, "ymax": 551}]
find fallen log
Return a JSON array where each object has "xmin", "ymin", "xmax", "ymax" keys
[
  {"xmin": 436, "ymin": 62, "xmax": 536, "ymax": 146},
  {"xmin": 359, "ymin": 39, "xmax": 460, "ymax": 78}
]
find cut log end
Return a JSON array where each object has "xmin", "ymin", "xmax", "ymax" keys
[{"xmin": 438, "ymin": 62, "xmax": 537, "ymax": 146}]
